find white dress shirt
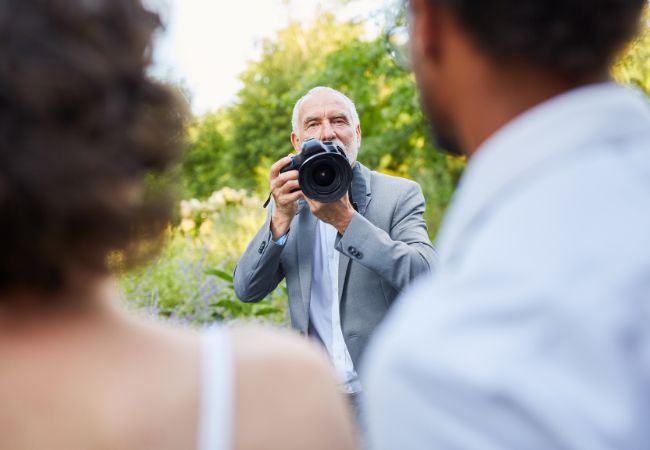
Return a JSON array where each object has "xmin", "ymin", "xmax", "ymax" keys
[
  {"xmin": 362, "ymin": 83, "xmax": 650, "ymax": 449},
  {"xmin": 310, "ymin": 219, "xmax": 358, "ymax": 388}
]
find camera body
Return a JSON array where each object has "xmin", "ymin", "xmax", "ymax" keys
[{"xmin": 280, "ymin": 138, "xmax": 353, "ymax": 203}]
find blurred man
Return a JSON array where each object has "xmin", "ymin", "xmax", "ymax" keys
[
  {"xmin": 234, "ymin": 86, "xmax": 436, "ymax": 406},
  {"xmin": 363, "ymin": 0, "xmax": 650, "ymax": 448}
]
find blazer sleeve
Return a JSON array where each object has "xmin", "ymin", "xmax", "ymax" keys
[
  {"xmin": 335, "ymin": 181, "xmax": 437, "ymax": 291},
  {"xmin": 233, "ymin": 203, "xmax": 286, "ymax": 303}
]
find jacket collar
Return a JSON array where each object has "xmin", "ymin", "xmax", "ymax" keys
[
  {"xmin": 350, "ymin": 161, "xmax": 372, "ymax": 215},
  {"xmin": 437, "ymin": 82, "xmax": 650, "ymax": 264}
]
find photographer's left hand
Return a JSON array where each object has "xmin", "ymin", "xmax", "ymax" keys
[{"xmin": 305, "ymin": 193, "xmax": 355, "ymax": 235}]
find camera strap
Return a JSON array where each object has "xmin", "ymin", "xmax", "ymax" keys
[
  {"xmin": 349, "ymin": 190, "xmax": 358, "ymax": 212},
  {"xmin": 263, "ymin": 192, "xmax": 271, "ymax": 208},
  {"xmin": 263, "ymin": 190, "xmax": 357, "ymax": 209}
]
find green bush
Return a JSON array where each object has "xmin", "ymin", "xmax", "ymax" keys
[{"xmin": 119, "ymin": 188, "xmax": 288, "ymax": 326}]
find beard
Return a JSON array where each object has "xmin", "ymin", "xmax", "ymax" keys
[
  {"xmin": 422, "ymin": 100, "xmax": 464, "ymax": 157},
  {"xmin": 330, "ymin": 137, "xmax": 359, "ymax": 166},
  {"xmin": 416, "ymin": 73, "xmax": 465, "ymax": 157}
]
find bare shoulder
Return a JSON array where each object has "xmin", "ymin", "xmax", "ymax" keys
[
  {"xmin": 230, "ymin": 325, "xmax": 328, "ymax": 368},
  {"xmin": 230, "ymin": 326, "xmax": 359, "ymax": 450}
]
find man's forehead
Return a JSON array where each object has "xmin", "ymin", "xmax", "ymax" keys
[{"xmin": 299, "ymin": 91, "xmax": 351, "ymax": 122}]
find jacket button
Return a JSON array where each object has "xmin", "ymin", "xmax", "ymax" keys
[
  {"xmin": 356, "ymin": 251, "xmax": 363, "ymax": 259},
  {"xmin": 348, "ymin": 246, "xmax": 356, "ymax": 254},
  {"xmin": 258, "ymin": 241, "xmax": 266, "ymax": 254}
]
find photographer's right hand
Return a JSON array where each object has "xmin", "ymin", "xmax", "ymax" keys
[{"xmin": 269, "ymin": 156, "xmax": 302, "ymax": 240}]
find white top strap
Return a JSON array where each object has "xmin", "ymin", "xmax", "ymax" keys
[{"xmin": 196, "ymin": 327, "xmax": 232, "ymax": 450}]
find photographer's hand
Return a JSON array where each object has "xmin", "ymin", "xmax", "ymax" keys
[
  {"xmin": 269, "ymin": 156, "xmax": 303, "ymax": 240},
  {"xmin": 305, "ymin": 193, "xmax": 355, "ymax": 235}
]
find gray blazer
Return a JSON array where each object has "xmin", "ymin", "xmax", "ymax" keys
[{"xmin": 234, "ymin": 162, "xmax": 436, "ymax": 368}]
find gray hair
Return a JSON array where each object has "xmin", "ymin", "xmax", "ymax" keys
[{"xmin": 291, "ymin": 86, "xmax": 360, "ymax": 138}]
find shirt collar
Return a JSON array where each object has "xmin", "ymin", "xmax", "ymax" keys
[{"xmin": 437, "ymin": 82, "xmax": 650, "ymax": 262}]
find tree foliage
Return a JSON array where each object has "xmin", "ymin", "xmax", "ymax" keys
[
  {"xmin": 181, "ymin": 14, "xmax": 463, "ymax": 235},
  {"xmin": 182, "ymin": 111, "xmax": 230, "ymax": 198},
  {"xmin": 181, "ymin": 10, "xmax": 650, "ymax": 236},
  {"xmin": 613, "ymin": 13, "xmax": 650, "ymax": 93},
  {"xmin": 227, "ymin": 14, "xmax": 365, "ymax": 184}
]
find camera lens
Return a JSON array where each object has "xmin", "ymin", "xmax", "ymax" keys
[
  {"xmin": 312, "ymin": 163, "xmax": 336, "ymax": 186},
  {"xmin": 299, "ymin": 152, "xmax": 352, "ymax": 203}
]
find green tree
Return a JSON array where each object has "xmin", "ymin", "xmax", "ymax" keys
[
  {"xmin": 613, "ymin": 15, "xmax": 650, "ymax": 94},
  {"xmin": 182, "ymin": 14, "xmax": 462, "ymax": 234},
  {"xmin": 226, "ymin": 14, "xmax": 364, "ymax": 190},
  {"xmin": 181, "ymin": 8, "xmax": 649, "ymax": 236},
  {"xmin": 183, "ymin": 111, "xmax": 230, "ymax": 198},
  {"xmin": 302, "ymin": 35, "xmax": 464, "ymax": 229}
]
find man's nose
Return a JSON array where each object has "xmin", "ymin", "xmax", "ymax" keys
[{"xmin": 319, "ymin": 121, "xmax": 336, "ymax": 141}]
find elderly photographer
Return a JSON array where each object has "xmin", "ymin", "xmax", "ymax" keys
[{"xmin": 234, "ymin": 86, "xmax": 436, "ymax": 406}]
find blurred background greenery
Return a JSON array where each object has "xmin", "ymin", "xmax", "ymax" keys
[{"xmin": 120, "ymin": 5, "xmax": 650, "ymax": 326}]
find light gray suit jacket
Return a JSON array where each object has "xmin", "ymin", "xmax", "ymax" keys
[{"xmin": 233, "ymin": 162, "xmax": 436, "ymax": 368}]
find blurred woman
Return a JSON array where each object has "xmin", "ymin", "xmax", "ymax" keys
[{"xmin": 0, "ymin": 1, "xmax": 358, "ymax": 449}]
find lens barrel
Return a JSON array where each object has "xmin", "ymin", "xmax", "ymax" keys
[
  {"xmin": 279, "ymin": 139, "xmax": 352, "ymax": 202},
  {"xmin": 299, "ymin": 151, "xmax": 352, "ymax": 203}
]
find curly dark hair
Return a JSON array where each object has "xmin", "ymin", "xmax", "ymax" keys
[
  {"xmin": 431, "ymin": 0, "xmax": 647, "ymax": 79},
  {"xmin": 0, "ymin": 0, "xmax": 187, "ymax": 296}
]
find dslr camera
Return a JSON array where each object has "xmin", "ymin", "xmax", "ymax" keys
[{"xmin": 280, "ymin": 138, "xmax": 353, "ymax": 203}]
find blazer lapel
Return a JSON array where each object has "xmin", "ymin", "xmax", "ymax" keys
[
  {"xmin": 355, "ymin": 162, "xmax": 373, "ymax": 215},
  {"xmin": 337, "ymin": 252, "xmax": 350, "ymax": 304},
  {"xmin": 337, "ymin": 163, "xmax": 373, "ymax": 303},
  {"xmin": 297, "ymin": 202, "xmax": 317, "ymax": 321}
]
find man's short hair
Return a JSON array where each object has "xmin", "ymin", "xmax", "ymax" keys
[
  {"xmin": 291, "ymin": 87, "xmax": 360, "ymax": 137},
  {"xmin": 431, "ymin": 0, "xmax": 647, "ymax": 79}
]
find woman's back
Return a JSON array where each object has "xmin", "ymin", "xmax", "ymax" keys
[
  {"xmin": 0, "ymin": 1, "xmax": 357, "ymax": 448},
  {"xmin": 0, "ymin": 288, "xmax": 357, "ymax": 450},
  {"xmin": 0, "ymin": 297, "xmax": 202, "ymax": 450}
]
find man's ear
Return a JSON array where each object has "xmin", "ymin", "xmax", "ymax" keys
[
  {"xmin": 290, "ymin": 132, "xmax": 301, "ymax": 153},
  {"xmin": 356, "ymin": 124, "xmax": 362, "ymax": 146}
]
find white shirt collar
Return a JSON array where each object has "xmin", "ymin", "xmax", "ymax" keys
[{"xmin": 437, "ymin": 82, "xmax": 650, "ymax": 263}]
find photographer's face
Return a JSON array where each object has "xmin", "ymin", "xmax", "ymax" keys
[{"xmin": 291, "ymin": 90, "xmax": 361, "ymax": 165}]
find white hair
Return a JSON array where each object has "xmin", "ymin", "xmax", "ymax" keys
[{"xmin": 291, "ymin": 86, "xmax": 360, "ymax": 138}]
